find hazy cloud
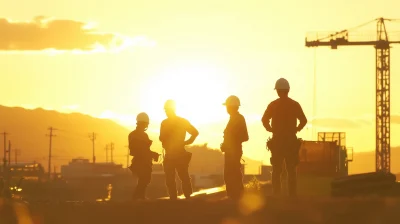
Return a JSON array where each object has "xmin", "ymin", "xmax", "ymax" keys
[
  {"xmin": 311, "ymin": 114, "xmax": 400, "ymax": 129},
  {"xmin": 0, "ymin": 16, "xmax": 154, "ymax": 51},
  {"xmin": 311, "ymin": 117, "xmax": 372, "ymax": 129}
]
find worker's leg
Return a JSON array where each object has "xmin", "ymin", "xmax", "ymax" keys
[
  {"xmin": 286, "ymin": 151, "xmax": 300, "ymax": 198},
  {"xmin": 132, "ymin": 164, "xmax": 152, "ymax": 200},
  {"xmin": 224, "ymin": 153, "xmax": 234, "ymax": 198},
  {"xmin": 176, "ymin": 152, "xmax": 193, "ymax": 199},
  {"xmin": 139, "ymin": 166, "xmax": 153, "ymax": 199},
  {"xmin": 271, "ymin": 152, "xmax": 284, "ymax": 196},
  {"xmin": 163, "ymin": 157, "xmax": 178, "ymax": 200},
  {"xmin": 224, "ymin": 152, "xmax": 244, "ymax": 199}
]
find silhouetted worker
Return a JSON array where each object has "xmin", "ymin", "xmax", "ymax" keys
[
  {"xmin": 220, "ymin": 95, "xmax": 249, "ymax": 200},
  {"xmin": 262, "ymin": 78, "xmax": 307, "ymax": 197},
  {"xmin": 159, "ymin": 99, "xmax": 199, "ymax": 200},
  {"xmin": 128, "ymin": 112, "xmax": 160, "ymax": 200}
]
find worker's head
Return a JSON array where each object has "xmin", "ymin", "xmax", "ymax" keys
[
  {"xmin": 164, "ymin": 99, "xmax": 176, "ymax": 118},
  {"xmin": 136, "ymin": 112, "xmax": 149, "ymax": 131},
  {"xmin": 223, "ymin": 95, "xmax": 240, "ymax": 115},
  {"xmin": 274, "ymin": 78, "xmax": 290, "ymax": 98}
]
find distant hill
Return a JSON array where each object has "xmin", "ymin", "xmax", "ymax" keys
[
  {"xmin": 349, "ymin": 147, "xmax": 400, "ymax": 174},
  {"xmin": 0, "ymin": 105, "xmax": 260, "ymax": 174},
  {"xmin": 0, "ymin": 105, "xmax": 133, "ymax": 170}
]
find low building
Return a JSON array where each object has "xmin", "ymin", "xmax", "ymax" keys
[
  {"xmin": 60, "ymin": 158, "xmax": 124, "ymax": 180},
  {"xmin": 0, "ymin": 162, "xmax": 45, "ymax": 181}
]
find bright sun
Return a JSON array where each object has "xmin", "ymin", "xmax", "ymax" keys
[{"xmin": 139, "ymin": 62, "xmax": 230, "ymax": 126}]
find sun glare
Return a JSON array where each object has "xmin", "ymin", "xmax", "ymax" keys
[{"xmin": 139, "ymin": 63, "xmax": 230, "ymax": 126}]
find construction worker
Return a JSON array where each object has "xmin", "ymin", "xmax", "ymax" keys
[
  {"xmin": 159, "ymin": 99, "xmax": 199, "ymax": 200},
  {"xmin": 262, "ymin": 78, "xmax": 307, "ymax": 197},
  {"xmin": 128, "ymin": 112, "xmax": 160, "ymax": 200},
  {"xmin": 220, "ymin": 95, "xmax": 249, "ymax": 200}
]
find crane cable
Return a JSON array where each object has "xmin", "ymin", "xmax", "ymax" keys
[{"xmin": 316, "ymin": 18, "xmax": 378, "ymax": 42}]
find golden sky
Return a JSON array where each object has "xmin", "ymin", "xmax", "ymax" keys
[{"xmin": 1, "ymin": 0, "xmax": 400, "ymax": 167}]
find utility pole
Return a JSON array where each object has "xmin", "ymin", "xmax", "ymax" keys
[
  {"xmin": 8, "ymin": 141, "xmax": 11, "ymax": 166},
  {"xmin": 46, "ymin": 127, "xmax": 57, "ymax": 180},
  {"xmin": 89, "ymin": 132, "xmax": 97, "ymax": 164},
  {"xmin": 1, "ymin": 132, "xmax": 9, "ymax": 170},
  {"xmin": 14, "ymin": 149, "xmax": 20, "ymax": 164},
  {"xmin": 105, "ymin": 144, "xmax": 109, "ymax": 163},
  {"xmin": 110, "ymin": 142, "xmax": 114, "ymax": 163}
]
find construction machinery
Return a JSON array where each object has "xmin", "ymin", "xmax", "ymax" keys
[
  {"xmin": 298, "ymin": 132, "xmax": 352, "ymax": 177},
  {"xmin": 305, "ymin": 18, "xmax": 400, "ymax": 173}
]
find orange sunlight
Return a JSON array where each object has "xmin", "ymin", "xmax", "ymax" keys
[{"xmin": 139, "ymin": 61, "xmax": 231, "ymax": 125}]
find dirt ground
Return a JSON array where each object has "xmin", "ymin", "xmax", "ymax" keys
[
  {"xmin": 2, "ymin": 176, "xmax": 400, "ymax": 224},
  {"xmin": 13, "ymin": 196, "xmax": 400, "ymax": 224}
]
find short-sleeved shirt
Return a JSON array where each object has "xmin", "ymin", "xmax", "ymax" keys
[
  {"xmin": 262, "ymin": 97, "xmax": 307, "ymax": 137},
  {"xmin": 223, "ymin": 112, "xmax": 249, "ymax": 151},
  {"xmin": 128, "ymin": 129, "xmax": 152, "ymax": 158},
  {"xmin": 159, "ymin": 116, "xmax": 197, "ymax": 154}
]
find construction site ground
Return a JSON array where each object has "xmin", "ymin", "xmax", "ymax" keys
[{"xmin": 2, "ymin": 176, "xmax": 400, "ymax": 224}]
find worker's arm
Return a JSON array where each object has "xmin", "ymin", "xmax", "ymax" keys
[
  {"xmin": 128, "ymin": 134, "xmax": 135, "ymax": 156},
  {"xmin": 296, "ymin": 103, "xmax": 308, "ymax": 132},
  {"xmin": 129, "ymin": 132, "xmax": 152, "ymax": 157},
  {"xmin": 239, "ymin": 115, "xmax": 249, "ymax": 143},
  {"xmin": 184, "ymin": 119, "xmax": 199, "ymax": 145},
  {"xmin": 159, "ymin": 120, "xmax": 166, "ymax": 143},
  {"xmin": 261, "ymin": 104, "xmax": 273, "ymax": 132}
]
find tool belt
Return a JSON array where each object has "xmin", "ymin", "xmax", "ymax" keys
[
  {"xmin": 220, "ymin": 142, "xmax": 242, "ymax": 153},
  {"xmin": 266, "ymin": 136, "xmax": 302, "ymax": 152},
  {"xmin": 164, "ymin": 150, "xmax": 192, "ymax": 166}
]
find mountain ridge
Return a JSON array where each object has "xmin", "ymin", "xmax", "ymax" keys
[{"xmin": 0, "ymin": 105, "xmax": 260, "ymax": 174}]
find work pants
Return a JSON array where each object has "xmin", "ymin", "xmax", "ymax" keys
[
  {"xmin": 131, "ymin": 158, "xmax": 152, "ymax": 200},
  {"xmin": 270, "ymin": 135, "xmax": 300, "ymax": 197},
  {"xmin": 224, "ymin": 151, "xmax": 244, "ymax": 200},
  {"xmin": 163, "ymin": 152, "xmax": 193, "ymax": 199}
]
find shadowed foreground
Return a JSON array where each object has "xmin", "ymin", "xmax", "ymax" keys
[
  {"xmin": 2, "ymin": 177, "xmax": 400, "ymax": 223},
  {"xmin": 2, "ymin": 195, "xmax": 400, "ymax": 224}
]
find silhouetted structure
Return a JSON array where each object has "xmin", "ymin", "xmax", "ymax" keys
[
  {"xmin": 298, "ymin": 132, "xmax": 353, "ymax": 177},
  {"xmin": 306, "ymin": 18, "xmax": 400, "ymax": 173}
]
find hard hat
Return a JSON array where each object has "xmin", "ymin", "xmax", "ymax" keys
[
  {"xmin": 223, "ymin": 95, "xmax": 241, "ymax": 106},
  {"xmin": 136, "ymin": 112, "xmax": 149, "ymax": 123},
  {"xmin": 164, "ymin": 99, "xmax": 176, "ymax": 110},
  {"xmin": 275, "ymin": 78, "xmax": 290, "ymax": 90}
]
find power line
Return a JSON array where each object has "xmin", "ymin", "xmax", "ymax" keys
[
  {"xmin": 46, "ymin": 127, "xmax": 57, "ymax": 179},
  {"xmin": 88, "ymin": 132, "xmax": 97, "ymax": 164}
]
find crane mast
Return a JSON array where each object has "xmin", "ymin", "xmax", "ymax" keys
[
  {"xmin": 305, "ymin": 18, "xmax": 400, "ymax": 173},
  {"xmin": 375, "ymin": 19, "xmax": 390, "ymax": 173}
]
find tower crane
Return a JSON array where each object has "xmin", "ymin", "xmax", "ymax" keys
[{"xmin": 305, "ymin": 18, "xmax": 400, "ymax": 173}]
